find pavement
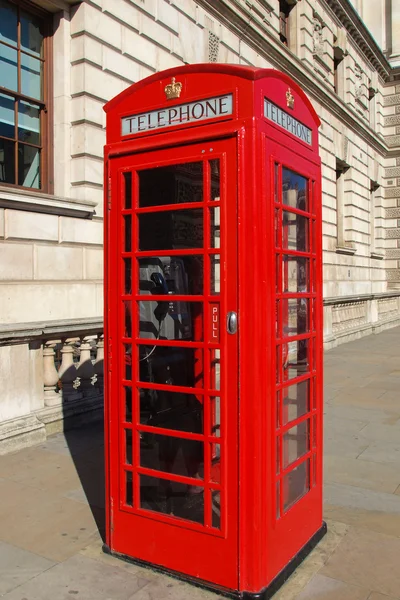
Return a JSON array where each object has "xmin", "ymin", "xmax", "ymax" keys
[{"xmin": 1, "ymin": 326, "xmax": 400, "ymax": 599}]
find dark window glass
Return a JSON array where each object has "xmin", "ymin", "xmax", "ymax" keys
[
  {"xmin": 139, "ymin": 209, "xmax": 203, "ymax": 250},
  {"xmin": 138, "ymin": 345, "xmax": 203, "ymax": 390},
  {"xmin": 140, "ymin": 432, "xmax": 203, "ymax": 479},
  {"xmin": 138, "ymin": 162, "xmax": 203, "ymax": 208},
  {"xmin": 139, "ymin": 388, "xmax": 203, "ymax": 434},
  {"xmin": 140, "ymin": 474, "xmax": 204, "ymax": 524},
  {"xmin": 282, "ymin": 380, "xmax": 309, "ymax": 425},
  {"xmin": 138, "ymin": 256, "xmax": 203, "ymax": 295},
  {"xmin": 138, "ymin": 301, "xmax": 203, "ymax": 341}
]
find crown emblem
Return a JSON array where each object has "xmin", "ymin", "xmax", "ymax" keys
[
  {"xmin": 164, "ymin": 77, "xmax": 182, "ymax": 100},
  {"xmin": 286, "ymin": 88, "xmax": 294, "ymax": 109}
]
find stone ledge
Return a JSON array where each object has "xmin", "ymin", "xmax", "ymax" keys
[
  {"xmin": 324, "ymin": 291, "xmax": 400, "ymax": 306},
  {"xmin": 0, "ymin": 318, "xmax": 103, "ymax": 346},
  {"xmin": 0, "ymin": 186, "xmax": 97, "ymax": 218},
  {"xmin": 0, "ymin": 414, "xmax": 46, "ymax": 456}
]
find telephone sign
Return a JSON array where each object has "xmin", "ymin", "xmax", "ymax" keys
[{"xmin": 104, "ymin": 64, "xmax": 324, "ymax": 599}]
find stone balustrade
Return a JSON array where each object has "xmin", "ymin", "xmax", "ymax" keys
[{"xmin": 43, "ymin": 334, "xmax": 104, "ymax": 407}]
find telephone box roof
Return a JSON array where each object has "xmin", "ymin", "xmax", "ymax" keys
[{"xmin": 103, "ymin": 63, "xmax": 320, "ymax": 127}]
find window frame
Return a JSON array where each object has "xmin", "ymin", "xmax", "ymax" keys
[{"xmin": 0, "ymin": 0, "xmax": 53, "ymax": 193}]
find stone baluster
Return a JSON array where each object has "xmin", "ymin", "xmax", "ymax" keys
[
  {"xmin": 58, "ymin": 338, "xmax": 82, "ymax": 402},
  {"xmin": 76, "ymin": 336, "xmax": 97, "ymax": 397},
  {"xmin": 94, "ymin": 334, "xmax": 104, "ymax": 396},
  {"xmin": 43, "ymin": 341, "xmax": 61, "ymax": 407}
]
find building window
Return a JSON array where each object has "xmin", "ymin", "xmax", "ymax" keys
[
  {"xmin": 0, "ymin": 0, "xmax": 51, "ymax": 191},
  {"xmin": 279, "ymin": 1, "xmax": 291, "ymax": 46}
]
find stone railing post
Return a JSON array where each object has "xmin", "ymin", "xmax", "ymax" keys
[
  {"xmin": 76, "ymin": 336, "xmax": 97, "ymax": 397},
  {"xmin": 58, "ymin": 338, "xmax": 82, "ymax": 402},
  {"xmin": 43, "ymin": 341, "xmax": 61, "ymax": 407},
  {"xmin": 94, "ymin": 334, "xmax": 104, "ymax": 395}
]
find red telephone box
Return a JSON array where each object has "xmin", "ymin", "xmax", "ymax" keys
[{"xmin": 103, "ymin": 64, "xmax": 325, "ymax": 599}]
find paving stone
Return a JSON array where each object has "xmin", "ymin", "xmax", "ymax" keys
[
  {"xmin": 367, "ymin": 593, "xmax": 400, "ymax": 600},
  {"xmin": 321, "ymin": 528, "xmax": 400, "ymax": 598},
  {"xmin": 0, "ymin": 478, "xmax": 101, "ymax": 561},
  {"xmin": 357, "ymin": 440, "xmax": 400, "ymax": 465},
  {"xmin": 323, "ymin": 432, "xmax": 369, "ymax": 459},
  {"xmin": 295, "ymin": 574, "xmax": 370, "ymax": 600},
  {"xmin": 0, "ymin": 540, "xmax": 55, "ymax": 595},
  {"xmin": 2, "ymin": 554, "xmax": 150, "ymax": 600},
  {"xmin": 128, "ymin": 575, "xmax": 223, "ymax": 599},
  {"xmin": 324, "ymin": 455, "xmax": 400, "ymax": 494}
]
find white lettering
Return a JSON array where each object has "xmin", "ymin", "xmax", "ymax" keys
[
  {"xmin": 263, "ymin": 99, "xmax": 312, "ymax": 146},
  {"xmin": 122, "ymin": 94, "xmax": 233, "ymax": 136}
]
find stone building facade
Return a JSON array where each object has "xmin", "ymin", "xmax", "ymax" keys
[{"xmin": 0, "ymin": 0, "xmax": 399, "ymax": 453}]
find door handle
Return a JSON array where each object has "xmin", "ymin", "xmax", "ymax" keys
[{"xmin": 227, "ymin": 312, "xmax": 238, "ymax": 334}]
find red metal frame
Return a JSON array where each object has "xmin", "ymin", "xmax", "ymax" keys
[{"xmin": 104, "ymin": 64, "xmax": 323, "ymax": 597}]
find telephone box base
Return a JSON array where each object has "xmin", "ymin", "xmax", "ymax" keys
[{"xmin": 102, "ymin": 522, "xmax": 327, "ymax": 599}]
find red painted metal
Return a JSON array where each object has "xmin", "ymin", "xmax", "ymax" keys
[{"xmin": 104, "ymin": 64, "xmax": 323, "ymax": 597}]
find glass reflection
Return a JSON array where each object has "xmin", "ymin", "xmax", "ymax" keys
[
  {"xmin": 283, "ymin": 339, "xmax": 309, "ymax": 380},
  {"xmin": 283, "ymin": 459, "xmax": 309, "ymax": 512},
  {"xmin": 282, "ymin": 168, "xmax": 308, "ymax": 211},
  {"xmin": 283, "ymin": 419, "xmax": 309, "ymax": 468},
  {"xmin": 282, "ymin": 255, "xmax": 308, "ymax": 293},
  {"xmin": 282, "ymin": 380, "xmax": 309, "ymax": 425},
  {"xmin": 282, "ymin": 211, "xmax": 309, "ymax": 252},
  {"xmin": 282, "ymin": 298, "xmax": 309, "ymax": 337},
  {"xmin": 138, "ymin": 301, "xmax": 203, "ymax": 341},
  {"xmin": 138, "ymin": 255, "xmax": 203, "ymax": 296},
  {"xmin": 140, "ymin": 432, "xmax": 203, "ymax": 479}
]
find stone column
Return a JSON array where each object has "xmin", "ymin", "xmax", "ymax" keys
[
  {"xmin": 58, "ymin": 338, "xmax": 81, "ymax": 402},
  {"xmin": 94, "ymin": 335, "xmax": 104, "ymax": 396},
  {"xmin": 76, "ymin": 336, "xmax": 96, "ymax": 397},
  {"xmin": 43, "ymin": 341, "xmax": 61, "ymax": 407}
]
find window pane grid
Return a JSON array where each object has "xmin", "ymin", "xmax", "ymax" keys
[{"xmin": 0, "ymin": 0, "xmax": 45, "ymax": 189}]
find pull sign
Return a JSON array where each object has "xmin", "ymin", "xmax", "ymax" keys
[{"xmin": 209, "ymin": 303, "xmax": 220, "ymax": 343}]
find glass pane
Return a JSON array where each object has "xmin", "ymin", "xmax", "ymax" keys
[
  {"xmin": 124, "ymin": 344, "xmax": 132, "ymax": 380},
  {"xmin": 210, "ymin": 396, "xmax": 220, "ymax": 436},
  {"xmin": 124, "ymin": 258, "xmax": 131, "ymax": 295},
  {"xmin": 125, "ymin": 386, "xmax": 132, "ymax": 422},
  {"xmin": 282, "ymin": 211, "xmax": 309, "ymax": 252},
  {"xmin": 138, "ymin": 256, "xmax": 203, "ymax": 295},
  {"xmin": 276, "ymin": 436, "xmax": 280, "ymax": 474},
  {"xmin": 138, "ymin": 345, "xmax": 203, "ymax": 389},
  {"xmin": 282, "ymin": 298, "xmax": 309, "ymax": 337},
  {"xmin": 0, "ymin": 45, "xmax": 17, "ymax": 92},
  {"xmin": 21, "ymin": 11, "xmax": 43, "ymax": 57},
  {"xmin": 0, "ymin": 1, "xmax": 17, "ymax": 46},
  {"xmin": 210, "ymin": 207, "xmax": 220, "ymax": 248},
  {"xmin": 0, "ymin": 137, "xmax": 14, "ymax": 184},
  {"xmin": 210, "ymin": 442, "xmax": 220, "ymax": 484},
  {"xmin": 276, "ymin": 390, "xmax": 280, "ymax": 428},
  {"xmin": 125, "ymin": 471, "xmax": 133, "ymax": 506},
  {"xmin": 140, "ymin": 432, "xmax": 203, "ymax": 479},
  {"xmin": 124, "ymin": 302, "xmax": 132, "ymax": 338},
  {"xmin": 275, "ymin": 208, "xmax": 280, "ymax": 247},
  {"xmin": 283, "ymin": 459, "xmax": 309, "ymax": 512},
  {"xmin": 283, "ymin": 419, "xmax": 309, "ymax": 468},
  {"xmin": 18, "ymin": 100, "xmax": 40, "ymax": 145},
  {"xmin": 210, "ymin": 349, "xmax": 220, "ymax": 391},
  {"xmin": 274, "ymin": 163, "xmax": 279, "ymax": 203},
  {"xmin": 138, "ymin": 301, "xmax": 203, "ymax": 341},
  {"xmin": 21, "ymin": 53, "xmax": 42, "ymax": 100},
  {"xmin": 18, "ymin": 144, "xmax": 40, "ymax": 188},
  {"xmin": 210, "ymin": 159, "xmax": 220, "ymax": 201},
  {"xmin": 276, "ymin": 481, "xmax": 281, "ymax": 519},
  {"xmin": 282, "ymin": 255, "xmax": 309, "ymax": 293},
  {"xmin": 282, "ymin": 168, "xmax": 308, "ymax": 211},
  {"xmin": 124, "ymin": 171, "xmax": 132, "ymax": 209},
  {"xmin": 283, "ymin": 339, "xmax": 309, "ymax": 380},
  {"xmin": 140, "ymin": 474, "xmax": 204, "ymax": 524},
  {"xmin": 139, "ymin": 388, "xmax": 203, "ymax": 433},
  {"xmin": 125, "ymin": 429, "xmax": 133, "ymax": 465},
  {"xmin": 139, "ymin": 209, "xmax": 203, "ymax": 250},
  {"xmin": 210, "ymin": 254, "xmax": 220, "ymax": 294},
  {"xmin": 282, "ymin": 380, "xmax": 309, "ymax": 425},
  {"xmin": 124, "ymin": 214, "xmax": 131, "ymax": 252},
  {"xmin": 138, "ymin": 162, "xmax": 203, "ymax": 208},
  {"xmin": 211, "ymin": 490, "xmax": 220, "ymax": 529},
  {"xmin": 0, "ymin": 92, "xmax": 14, "ymax": 138}
]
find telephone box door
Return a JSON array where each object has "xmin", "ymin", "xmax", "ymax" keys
[{"xmin": 107, "ymin": 138, "xmax": 239, "ymax": 589}]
